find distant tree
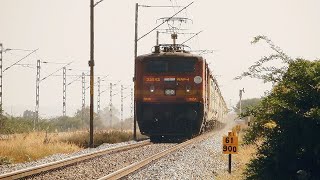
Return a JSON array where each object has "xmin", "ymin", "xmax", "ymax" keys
[
  {"xmin": 237, "ymin": 36, "xmax": 320, "ymax": 179},
  {"xmin": 23, "ymin": 110, "xmax": 36, "ymax": 119},
  {"xmin": 233, "ymin": 98, "xmax": 261, "ymax": 114},
  {"xmin": 49, "ymin": 116, "xmax": 82, "ymax": 132},
  {"xmin": 0, "ymin": 107, "xmax": 8, "ymax": 134},
  {"xmin": 74, "ymin": 106, "xmax": 105, "ymax": 129},
  {"xmin": 98, "ymin": 105, "xmax": 120, "ymax": 128},
  {"xmin": 113, "ymin": 117, "xmax": 134, "ymax": 130}
]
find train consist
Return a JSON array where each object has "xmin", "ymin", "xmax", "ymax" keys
[{"xmin": 134, "ymin": 44, "xmax": 228, "ymax": 141}]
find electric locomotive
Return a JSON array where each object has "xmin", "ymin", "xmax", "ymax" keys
[{"xmin": 134, "ymin": 44, "xmax": 227, "ymax": 141}]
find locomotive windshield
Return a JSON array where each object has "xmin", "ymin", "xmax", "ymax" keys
[{"xmin": 145, "ymin": 57, "xmax": 196, "ymax": 73}]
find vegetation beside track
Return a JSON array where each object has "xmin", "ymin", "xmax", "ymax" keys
[
  {"xmin": 0, "ymin": 132, "xmax": 81, "ymax": 164},
  {"xmin": 0, "ymin": 105, "xmax": 143, "ymax": 164},
  {"xmin": 0, "ymin": 130, "xmax": 146, "ymax": 164},
  {"xmin": 60, "ymin": 130, "xmax": 147, "ymax": 148},
  {"xmin": 215, "ymin": 123, "xmax": 257, "ymax": 180},
  {"xmin": 236, "ymin": 36, "xmax": 320, "ymax": 179}
]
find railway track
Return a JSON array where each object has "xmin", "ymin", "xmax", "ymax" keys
[
  {"xmin": 0, "ymin": 132, "xmax": 212, "ymax": 180},
  {"xmin": 0, "ymin": 140, "xmax": 151, "ymax": 180},
  {"xmin": 100, "ymin": 132, "xmax": 213, "ymax": 180}
]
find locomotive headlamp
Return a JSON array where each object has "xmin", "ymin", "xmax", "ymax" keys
[
  {"xmin": 186, "ymin": 85, "xmax": 191, "ymax": 93},
  {"xmin": 165, "ymin": 89, "xmax": 175, "ymax": 96},
  {"xmin": 150, "ymin": 85, "xmax": 155, "ymax": 93}
]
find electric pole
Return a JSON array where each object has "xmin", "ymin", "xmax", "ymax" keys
[
  {"xmin": 81, "ymin": 72, "xmax": 86, "ymax": 128},
  {"xmin": 0, "ymin": 43, "xmax": 2, "ymax": 112},
  {"xmin": 109, "ymin": 82, "xmax": 113, "ymax": 128},
  {"xmin": 133, "ymin": 2, "xmax": 138, "ymax": 141},
  {"xmin": 63, "ymin": 67, "xmax": 67, "ymax": 117},
  {"xmin": 156, "ymin": 31, "xmax": 159, "ymax": 45},
  {"xmin": 131, "ymin": 87, "xmax": 133, "ymax": 118},
  {"xmin": 239, "ymin": 88, "xmax": 245, "ymax": 115},
  {"xmin": 120, "ymin": 85, "xmax": 124, "ymax": 130},
  {"xmin": 89, "ymin": 0, "xmax": 95, "ymax": 148},
  {"xmin": 97, "ymin": 77, "xmax": 101, "ymax": 114},
  {"xmin": 35, "ymin": 60, "xmax": 40, "ymax": 130}
]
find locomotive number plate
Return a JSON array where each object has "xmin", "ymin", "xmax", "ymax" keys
[{"xmin": 144, "ymin": 77, "xmax": 161, "ymax": 82}]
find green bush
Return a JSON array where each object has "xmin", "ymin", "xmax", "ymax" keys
[{"xmin": 238, "ymin": 36, "xmax": 320, "ymax": 179}]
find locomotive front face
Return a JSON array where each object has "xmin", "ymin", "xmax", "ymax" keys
[{"xmin": 135, "ymin": 54, "xmax": 205, "ymax": 138}]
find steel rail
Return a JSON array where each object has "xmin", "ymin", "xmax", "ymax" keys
[
  {"xmin": 99, "ymin": 132, "xmax": 213, "ymax": 180},
  {"xmin": 0, "ymin": 140, "xmax": 151, "ymax": 180}
]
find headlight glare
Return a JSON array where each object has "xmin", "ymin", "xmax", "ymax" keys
[
  {"xmin": 186, "ymin": 85, "xmax": 191, "ymax": 93},
  {"xmin": 150, "ymin": 85, "xmax": 155, "ymax": 93}
]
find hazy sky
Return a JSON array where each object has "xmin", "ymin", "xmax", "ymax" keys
[{"xmin": 0, "ymin": 0, "xmax": 319, "ymax": 117}]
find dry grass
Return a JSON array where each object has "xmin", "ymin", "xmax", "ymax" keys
[
  {"xmin": 215, "ymin": 125, "xmax": 258, "ymax": 180},
  {"xmin": 0, "ymin": 129, "xmax": 148, "ymax": 164},
  {"xmin": 60, "ymin": 130, "xmax": 147, "ymax": 148},
  {"xmin": 0, "ymin": 132, "xmax": 81, "ymax": 164}
]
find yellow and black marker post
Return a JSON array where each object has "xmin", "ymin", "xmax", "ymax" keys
[{"xmin": 222, "ymin": 131, "xmax": 239, "ymax": 173}]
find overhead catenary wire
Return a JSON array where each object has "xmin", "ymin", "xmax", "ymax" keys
[
  {"xmin": 85, "ymin": 75, "xmax": 109, "ymax": 90},
  {"xmin": 100, "ymin": 82, "xmax": 128, "ymax": 94},
  {"xmin": 3, "ymin": 48, "xmax": 34, "ymax": 52},
  {"xmin": 3, "ymin": 48, "xmax": 38, "ymax": 72},
  {"xmin": 181, "ymin": 30, "xmax": 203, "ymax": 45},
  {"xmin": 139, "ymin": 5, "xmax": 182, "ymax": 8},
  {"xmin": 170, "ymin": 0, "xmax": 177, "ymax": 13},
  {"xmin": 158, "ymin": 31, "xmax": 197, "ymax": 35},
  {"xmin": 40, "ymin": 61, "xmax": 73, "ymax": 82},
  {"xmin": 51, "ymin": 74, "xmax": 83, "ymax": 77},
  {"xmin": 137, "ymin": 1, "xmax": 194, "ymax": 42},
  {"xmin": 94, "ymin": 0, "xmax": 105, "ymax": 7},
  {"xmin": 123, "ymin": 93, "xmax": 131, "ymax": 99},
  {"xmin": 15, "ymin": 63, "xmax": 36, "ymax": 69},
  {"xmin": 67, "ymin": 73, "xmax": 88, "ymax": 86},
  {"xmin": 42, "ymin": 61, "xmax": 71, "ymax": 65}
]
